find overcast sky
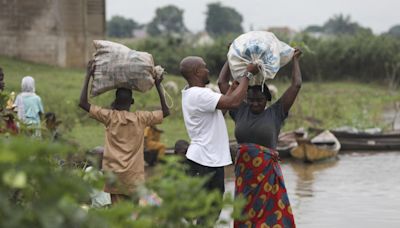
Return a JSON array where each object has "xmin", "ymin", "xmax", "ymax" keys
[{"xmin": 106, "ymin": 0, "xmax": 399, "ymax": 34}]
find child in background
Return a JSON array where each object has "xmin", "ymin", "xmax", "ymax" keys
[
  {"xmin": 14, "ymin": 76, "xmax": 44, "ymax": 137},
  {"xmin": 144, "ymin": 125, "xmax": 166, "ymax": 160},
  {"xmin": 174, "ymin": 139, "xmax": 189, "ymax": 158}
]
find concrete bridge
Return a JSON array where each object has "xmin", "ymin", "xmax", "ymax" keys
[{"xmin": 0, "ymin": 0, "xmax": 105, "ymax": 68}]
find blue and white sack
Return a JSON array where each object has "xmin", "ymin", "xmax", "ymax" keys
[{"xmin": 227, "ymin": 31, "xmax": 294, "ymax": 85}]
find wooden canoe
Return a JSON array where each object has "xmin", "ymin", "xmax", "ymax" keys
[
  {"xmin": 331, "ymin": 130, "xmax": 400, "ymax": 139},
  {"xmin": 277, "ymin": 129, "xmax": 307, "ymax": 158},
  {"xmin": 309, "ymin": 127, "xmax": 400, "ymax": 151},
  {"xmin": 291, "ymin": 130, "xmax": 341, "ymax": 162},
  {"xmin": 337, "ymin": 138, "xmax": 400, "ymax": 151}
]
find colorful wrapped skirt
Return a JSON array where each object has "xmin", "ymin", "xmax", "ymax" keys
[{"xmin": 234, "ymin": 143, "xmax": 295, "ymax": 228}]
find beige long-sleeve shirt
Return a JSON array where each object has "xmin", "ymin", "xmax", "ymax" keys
[{"xmin": 90, "ymin": 105, "xmax": 163, "ymax": 194}]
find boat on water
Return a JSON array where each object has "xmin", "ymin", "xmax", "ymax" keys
[
  {"xmin": 310, "ymin": 127, "xmax": 400, "ymax": 151},
  {"xmin": 291, "ymin": 130, "xmax": 341, "ymax": 162},
  {"xmin": 277, "ymin": 129, "xmax": 307, "ymax": 158},
  {"xmin": 337, "ymin": 137, "xmax": 400, "ymax": 151}
]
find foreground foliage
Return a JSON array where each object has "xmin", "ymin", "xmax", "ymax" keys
[{"xmin": 0, "ymin": 137, "xmax": 242, "ymax": 227}]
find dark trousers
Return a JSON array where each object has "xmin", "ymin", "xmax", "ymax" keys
[{"xmin": 186, "ymin": 159, "xmax": 225, "ymax": 224}]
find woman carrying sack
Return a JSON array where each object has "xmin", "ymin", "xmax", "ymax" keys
[{"xmin": 219, "ymin": 48, "xmax": 302, "ymax": 228}]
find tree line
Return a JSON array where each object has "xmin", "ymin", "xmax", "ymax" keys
[
  {"xmin": 107, "ymin": 3, "xmax": 243, "ymax": 37},
  {"xmin": 107, "ymin": 4, "xmax": 400, "ymax": 89},
  {"xmin": 107, "ymin": 4, "xmax": 400, "ymax": 39},
  {"xmin": 124, "ymin": 32, "xmax": 400, "ymax": 89}
]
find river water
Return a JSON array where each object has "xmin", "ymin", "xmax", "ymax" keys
[{"xmin": 221, "ymin": 152, "xmax": 400, "ymax": 228}]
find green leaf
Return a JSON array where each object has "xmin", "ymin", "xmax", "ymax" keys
[{"xmin": 3, "ymin": 169, "xmax": 27, "ymax": 188}]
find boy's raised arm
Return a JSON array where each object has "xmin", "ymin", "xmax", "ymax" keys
[{"xmin": 79, "ymin": 60, "xmax": 95, "ymax": 112}]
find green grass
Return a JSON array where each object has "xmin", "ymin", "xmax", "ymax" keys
[
  {"xmin": 2, "ymin": 56, "xmax": 399, "ymax": 151},
  {"xmin": 280, "ymin": 81, "xmax": 400, "ymax": 131},
  {"xmin": 1, "ymin": 56, "xmax": 196, "ymax": 150}
]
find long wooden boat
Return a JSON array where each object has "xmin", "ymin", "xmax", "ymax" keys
[
  {"xmin": 291, "ymin": 130, "xmax": 341, "ymax": 162},
  {"xmin": 309, "ymin": 127, "xmax": 400, "ymax": 151},
  {"xmin": 331, "ymin": 130, "xmax": 400, "ymax": 139},
  {"xmin": 336, "ymin": 138, "xmax": 400, "ymax": 151}
]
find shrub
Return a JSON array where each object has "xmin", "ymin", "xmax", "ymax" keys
[{"xmin": 0, "ymin": 137, "xmax": 243, "ymax": 228}]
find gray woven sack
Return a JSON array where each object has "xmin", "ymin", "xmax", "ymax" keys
[{"xmin": 91, "ymin": 40, "xmax": 164, "ymax": 97}]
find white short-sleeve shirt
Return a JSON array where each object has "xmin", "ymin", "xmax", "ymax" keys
[{"xmin": 181, "ymin": 86, "xmax": 232, "ymax": 167}]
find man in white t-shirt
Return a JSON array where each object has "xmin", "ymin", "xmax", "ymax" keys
[{"xmin": 179, "ymin": 56, "xmax": 259, "ymax": 222}]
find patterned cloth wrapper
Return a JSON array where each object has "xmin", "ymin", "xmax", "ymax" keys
[{"xmin": 234, "ymin": 143, "xmax": 295, "ymax": 228}]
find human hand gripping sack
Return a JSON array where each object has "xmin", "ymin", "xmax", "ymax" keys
[
  {"xmin": 246, "ymin": 63, "xmax": 260, "ymax": 75},
  {"xmin": 154, "ymin": 72, "xmax": 164, "ymax": 85},
  {"xmin": 293, "ymin": 48, "xmax": 302, "ymax": 60}
]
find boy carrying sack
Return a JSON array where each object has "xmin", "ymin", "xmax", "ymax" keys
[{"xmin": 79, "ymin": 58, "xmax": 170, "ymax": 204}]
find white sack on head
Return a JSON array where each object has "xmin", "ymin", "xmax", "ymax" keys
[
  {"xmin": 227, "ymin": 31, "xmax": 294, "ymax": 86},
  {"xmin": 91, "ymin": 40, "xmax": 164, "ymax": 97}
]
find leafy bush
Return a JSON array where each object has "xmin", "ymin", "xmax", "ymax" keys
[
  {"xmin": 0, "ymin": 137, "xmax": 91, "ymax": 228},
  {"xmin": 0, "ymin": 137, "xmax": 243, "ymax": 228},
  {"xmin": 291, "ymin": 33, "xmax": 400, "ymax": 87},
  {"xmin": 130, "ymin": 156, "xmax": 244, "ymax": 227}
]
